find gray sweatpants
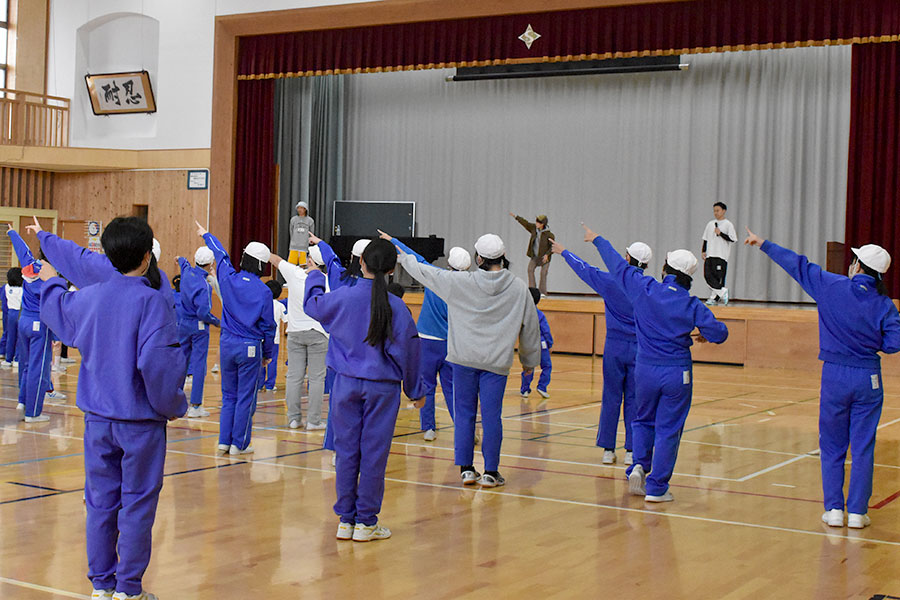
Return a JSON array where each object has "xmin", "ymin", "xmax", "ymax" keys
[{"xmin": 285, "ymin": 329, "xmax": 328, "ymax": 425}]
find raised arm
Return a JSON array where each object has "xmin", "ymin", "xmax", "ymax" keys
[
  {"xmin": 512, "ymin": 213, "xmax": 536, "ymax": 233},
  {"xmin": 745, "ymin": 228, "xmax": 832, "ymax": 300},
  {"xmin": 314, "ymin": 239, "xmax": 346, "ymax": 289},
  {"xmin": 589, "ymin": 229, "xmax": 648, "ymax": 300},
  {"xmin": 559, "ymin": 247, "xmax": 617, "ymax": 298},
  {"xmin": 8, "ymin": 228, "xmax": 36, "ymax": 268},
  {"xmin": 302, "ymin": 269, "xmax": 338, "ymax": 328},
  {"xmin": 396, "ymin": 252, "xmax": 456, "ymax": 299},
  {"xmin": 34, "ymin": 230, "xmax": 115, "ymax": 288},
  {"xmin": 380, "ymin": 230, "xmax": 430, "ymax": 266}
]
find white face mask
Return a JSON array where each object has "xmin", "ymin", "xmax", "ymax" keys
[{"xmin": 848, "ymin": 261, "xmax": 859, "ymax": 278}]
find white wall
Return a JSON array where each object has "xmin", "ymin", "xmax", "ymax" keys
[{"xmin": 47, "ymin": 0, "xmax": 375, "ymax": 150}]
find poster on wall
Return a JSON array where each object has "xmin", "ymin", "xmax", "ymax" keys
[
  {"xmin": 85, "ymin": 71, "xmax": 157, "ymax": 115},
  {"xmin": 86, "ymin": 221, "xmax": 102, "ymax": 253}
]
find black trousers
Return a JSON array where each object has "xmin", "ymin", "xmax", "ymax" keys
[{"xmin": 704, "ymin": 257, "xmax": 728, "ymax": 291}]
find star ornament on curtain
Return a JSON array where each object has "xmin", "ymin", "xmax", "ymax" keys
[{"xmin": 518, "ymin": 24, "xmax": 541, "ymax": 50}]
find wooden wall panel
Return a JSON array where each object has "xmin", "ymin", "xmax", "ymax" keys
[
  {"xmin": 543, "ymin": 311, "xmax": 593, "ymax": 354},
  {"xmin": 53, "ymin": 170, "xmax": 210, "ymax": 273},
  {"xmin": 744, "ymin": 319, "xmax": 820, "ymax": 371},
  {"xmin": 0, "ymin": 167, "xmax": 53, "ymax": 209}
]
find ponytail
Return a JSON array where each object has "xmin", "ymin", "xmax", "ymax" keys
[
  {"xmin": 362, "ymin": 239, "xmax": 398, "ymax": 346},
  {"xmin": 858, "ymin": 260, "xmax": 890, "ymax": 296}
]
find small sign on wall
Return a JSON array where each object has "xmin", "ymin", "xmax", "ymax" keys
[
  {"xmin": 85, "ymin": 71, "xmax": 157, "ymax": 115},
  {"xmin": 188, "ymin": 170, "xmax": 209, "ymax": 190}
]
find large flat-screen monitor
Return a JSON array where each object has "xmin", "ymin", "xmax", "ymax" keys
[{"xmin": 332, "ymin": 201, "xmax": 415, "ymax": 238}]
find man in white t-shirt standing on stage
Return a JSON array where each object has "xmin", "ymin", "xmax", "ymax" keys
[{"xmin": 701, "ymin": 202, "xmax": 736, "ymax": 305}]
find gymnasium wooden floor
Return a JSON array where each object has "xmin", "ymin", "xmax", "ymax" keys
[{"xmin": 1, "ymin": 344, "xmax": 900, "ymax": 599}]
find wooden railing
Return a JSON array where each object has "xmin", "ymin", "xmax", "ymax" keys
[{"xmin": 0, "ymin": 89, "xmax": 70, "ymax": 148}]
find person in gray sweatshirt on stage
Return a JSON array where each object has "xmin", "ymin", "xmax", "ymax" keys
[{"xmin": 396, "ymin": 233, "xmax": 541, "ymax": 488}]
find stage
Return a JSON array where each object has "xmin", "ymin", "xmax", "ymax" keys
[{"xmin": 404, "ymin": 293, "xmax": 900, "ymax": 377}]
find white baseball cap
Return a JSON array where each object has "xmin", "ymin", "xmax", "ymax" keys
[
  {"xmin": 448, "ymin": 246, "xmax": 472, "ymax": 271},
  {"xmin": 194, "ymin": 246, "xmax": 214, "ymax": 266},
  {"xmin": 626, "ymin": 242, "xmax": 652, "ymax": 265},
  {"xmin": 852, "ymin": 244, "xmax": 891, "ymax": 274},
  {"xmin": 243, "ymin": 241, "xmax": 271, "ymax": 263},
  {"xmin": 151, "ymin": 238, "xmax": 161, "ymax": 261},
  {"xmin": 666, "ymin": 249, "xmax": 698, "ymax": 276},
  {"xmin": 308, "ymin": 244, "xmax": 324, "ymax": 266},
  {"xmin": 296, "ymin": 201, "xmax": 309, "ymax": 210},
  {"xmin": 474, "ymin": 234, "xmax": 506, "ymax": 260},
  {"xmin": 351, "ymin": 239, "xmax": 371, "ymax": 257}
]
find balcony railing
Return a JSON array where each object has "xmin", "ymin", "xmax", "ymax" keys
[{"xmin": 0, "ymin": 89, "xmax": 69, "ymax": 147}]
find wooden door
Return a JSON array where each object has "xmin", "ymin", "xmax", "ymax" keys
[{"xmin": 17, "ymin": 215, "xmax": 53, "ymax": 260}]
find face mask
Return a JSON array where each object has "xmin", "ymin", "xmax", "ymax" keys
[{"xmin": 848, "ymin": 262, "xmax": 858, "ymax": 278}]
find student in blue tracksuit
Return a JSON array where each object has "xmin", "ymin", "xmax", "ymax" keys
[
  {"xmin": 552, "ymin": 238, "xmax": 653, "ymax": 466},
  {"xmin": 177, "ymin": 247, "xmax": 220, "ymax": 418},
  {"xmin": 304, "ymin": 238, "xmax": 425, "ymax": 542},
  {"xmin": 7, "ymin": 226, "xmax": 53, "ymax": 422},
  {"xmin": 29, "ymin": 221, "xmax": 175, "ymax": 322},
  {"xmin": 379, "ymin": 229, "xmax": 472, "ymax": 442},
  {"xmin": 2, "ymin": 267, "xmax": 23, "ymax": 367},
  {"xmin": 746, "ymin": 228, "xmax": 900, "ymax": 529},
  {"xmin": 309, "ymin": 233, "xmax": 370, "ymax": 454},
  {"xmin": 39, "ymin": 216, "xmax": 186, "ymax": 600},
  {"xmin": 586, "ymin": 224, "xmax": 728, "ymax": 503},
  {"xmin": 196, "ymin": 222, "xmax": 276, "ymax": 455},
  {"xmin": 520, "ymin": 287, "xmax": 553, "ymax": 398}
]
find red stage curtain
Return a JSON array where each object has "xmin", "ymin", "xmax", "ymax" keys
[
  {"xmin": 846, "ymin": 41, "xmax": 900, "ymax": 297},
  {"xmin": 232, "ymin": 79, "xmax": 276, "ymax": 262},
  {"xmin": 238, "ymin": 0, "xmax": 900, "ymax": 78}
]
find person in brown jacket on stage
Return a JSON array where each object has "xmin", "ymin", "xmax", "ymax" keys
[{"xmin": 510, "ymin": 212, "xmax": 555, "ymax": 296}]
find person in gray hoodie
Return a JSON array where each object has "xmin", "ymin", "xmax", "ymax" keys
[{"xmin": 396, "ymin": 233, "xmax": 541, "ymax": 488}]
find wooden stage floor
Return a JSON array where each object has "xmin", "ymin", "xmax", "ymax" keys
[{"xmin": 1, "ymin": 345, "xmax": 900, "ymax": 599}]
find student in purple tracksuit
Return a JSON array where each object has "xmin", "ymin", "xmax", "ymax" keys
[
  {"xmin": 177, "ymin": 247, "xmax": 220, "ymax": 418},
  {"xmin": 304, "ymin": 238, "xmax": 425, "ymax": 542},
  {"xmin": 7, "ymin": 226, "xmax": 53, "ymax": 422},
  {"xmin": 552, "ymin": 238, "xmax": 653, "ymax": 466},
  {"xmin": 39, "ymin": 216, "xmax": 187, "ymax": 600},
  {"xmin": 586, "ymin": 224, "xmax": 728, "ymax": 503},
  {"xmin": 196, "ymin": 222, "xmax": 276, "ymax": 456}
]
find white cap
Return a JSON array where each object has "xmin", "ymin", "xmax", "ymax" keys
[
  {"xmin": 296, "ymin": 201, "xmax": 309, "ymax": 210},
  {"xmin": 308, "ymin": 244, "xmax": 324, "ymax": 266},
  {"xmin": 665, "ymin": 249, "xmax": 698, "ymax": 276},
  {"xmin": 626, "ymin": 242, "xmax": 652, "ymax": 265},
  {"xmin": 448, "ymin": 246, "xmax": 472, "ymax": 271},
  {"xmin": 243, "ymin": 241, "xmax": 270, "ymax": 263},
  {"xmin": 474, "ymin": 234, "xmax": 505, "ymax": 260},
  {"xmin": 351, "ymin": 239, "xmax": 371, "ymax": 257},
  {"xmin": 151, "ymin": 238, "xmax": 161, "ymax": 261},
  {"xmin": 852, "ymin": 244, "xmax": 891, "ymax": 274},
  {"xmin": 194, "ymin": 246, "xmax": 214, "ymax": 266}
]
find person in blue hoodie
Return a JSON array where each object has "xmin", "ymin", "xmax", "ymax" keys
[
  {"xmin": 176, "ymin": 247, "xmax": 220, "ymax": 418},
  {"xmin": 28, "ymin": 219, "xmax": 175, "ymax": 321},
  {"xmin": 7, "ymin": 225, "xmax": 53, "ymax": 422},
  {"xmin": 551, "ymin": 238, "xmax": 653, "ymax": 466},
  {"xmin": 196, "ymin": 221, "xmax": 276, "ymax": 456},
  {"xmin": 39, "ymin": 216, "xmax": 186, "ymax": 600},
  {"xmin": 745, "ymin": 228, "xmax": 900, "ymax": 529},
  {"xmin": 379, "ymin": 229, "xmax": 472, "ymax": 442},
  {"xmin": 304, "ymin": 238, "xmax": 425, "ymax": 542},
  {"xmin": 585, "ymin": 223, "xmax": 728, "ymax": 503},
  {"xmin": 1, "ymin": 267, "xmax": 23, "ymax": 367},
  {"xmin": 520, "ymin": 287, "xmax": 554, "ymax": 399}
]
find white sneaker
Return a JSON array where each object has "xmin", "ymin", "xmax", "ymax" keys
[
  {"xmin": 336, "ymin": 522, "xmax": 354, "ymax": 540},
  {"xmin": 520, "ymin": 390, "xmax": 530, "ymax": 398},
  {"xmin": 91, "ymin": 589, "xmax": 115, "ymax": 600},
  {"xmin": 601, "ymin": 450, "xmax": 616, "ymax": 465},
  {"xmin": 352, "ymin": 522, "xmax": 391, "ymax": 542},
  {"xmin": 331, "ymin": 453, "xmax": 336, "ymax": 467},
  {"xmin": 289, "ymin": 419, "xmax": 302, "ymax": 429},
  {"xmin": 705, "ymin": 298, "xmax": 717, "ymax": 306},
  {"xmin": 11, "ymin": 360, "xmax": 18, "ymax": 369},
  {"xmin": 821, "ymin": 509, "xmax": 844, "ymax": 527},
  {"xmin": 46, "ymin": 391, "xmax": 67, "ymax": 400},
  {"xmin": 112, "ymin": 592, "xmax": 158, "ymax": 600},
  {"xmin": 847, "ymin": 513, "xmax": 871, "ymax": 529},
  {"xmin": 306, "ymin": 422, "xmax": 326, "ymax": 431},
  {"xmin": 423, "ymin": 429, "xmax": 437, "ymax": 441},
  {"xmin": 60, "ymin": 357, "xmax": 76, "ymax": 364},
  {"xmin": 52, "ymin": 365, "xmax": 67, "ymax": 373},
  {"xmin": 216, "ymin": 444, "xmax": 230, "ymax": 454},
  {"xmin": 461, "ymin": 469, "xmax": 480, "ymax": 485},
  {"xmin": 16, "ymin": 403, "xmax": 25, "ymax": 421},
  {"xmin": 537, "ymin": 389, "xmax": 550, "ymax": 399},
  {"xmin": 0, "ymin": 361, "xmax": 10, "ymax": 368},
  {"xmin": 25, "ymin": 415, "xmax": 50, "ymax": 423},
  {"xmin": 229, "ymin": 444, "xmax": 254, "ymax": 455},
  {"xmin": 194, "ymin": 406, "xmax": 210, "ymax": 417},
  {"xmin": 270, "ymin": 386, "xmax": 278, "ymax": 392},
  {"xmin": 628, "ymin": 464, "xmax": 646, "ymax": 496},
  {"xmin": 624, "ymin": 451, "xmax": 634, "ymax": 465},
  {"xmin": 211, "ymin": 363, "xmax": 220, "ymax": 373},
  {"xmin": 645, "ymin": 492, "xmax": 675, "ymax": 503},
  {"xmin": 478, "ymin": 472, "xmax": 506, "ymax": 488},
  {"xmin": 722, "ymin": 289, "xmax": 730, "ymax": 305},
  {"xmin": 186, "ymin": 406, "xmax": 209, "ymax": 418}
]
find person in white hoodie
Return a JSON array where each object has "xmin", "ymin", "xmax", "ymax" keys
[{"xmin": 396, "ymin": 233, "xmax": 541, "ymax": 487}]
